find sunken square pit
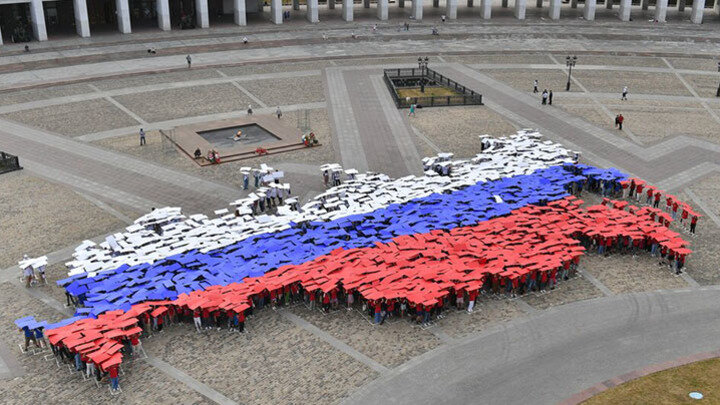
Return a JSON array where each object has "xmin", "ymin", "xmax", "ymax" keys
[
  {"xmin": 198, "ymin": 124, "xmax": 280, "ymax": 149},
  {"xmin": 164, "ymin": 115, "xmax": 313, "ymax": 165}
]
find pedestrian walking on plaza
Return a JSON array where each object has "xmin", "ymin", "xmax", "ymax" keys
[
  {"xmin": 617, "ymin": 114, "xmax": 624, "ymax": 130},
  {"xmin": 621, "ymin": 86, "xmax": 628, "ymax": 100},
  {"xmin": 139, "ymin": 128, "xmax": 146, "ymax": 146},
  {"xmin": 408, "ymin": 103, "xmax": 416, "ymax": 116},
  {"xmin": 541, "ymin": 89, "xmax": 548, "ymax": 105},
  {"xmin": 276, "ymin": 106, "xmax": 282, "ymax": 119},
  {"xmin": 441, "ymin": 14, "xmax": 446, "ymax": 23},
  {"xmin": 614, "ymin": 114, "xmax": 620, "ymax": 128},
  {"xmin": 533, "ymin": 79, "xmax": 539, "ymax": 93},
  {"xmin": 186, "ymin": 54, "xmax": 192, "ymax": 68},
  {"xmin": 548, "ymin": 90, "xmax": 553, "ymax": 105},
  {"xmin": 243, "ymin": 36, "xmax": 249, "ymax": 44},
  {"xmin": 247, "ymin": 104, "xmax": 253, "ymax": 115}
]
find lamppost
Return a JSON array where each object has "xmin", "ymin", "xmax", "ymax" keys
[
  {"xmin": 565, "ymin": 55, "xmax": 577, "ymax": 92},
  {"xmin": 716, "ymin": 61, "xmax": 720, "ymax": 97},
  {"xmin": 418, "ymin": 56, "xmax": 429, "ymax": 93}
]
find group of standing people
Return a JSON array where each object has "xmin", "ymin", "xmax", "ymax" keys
[{"xmin": 534, "ymin": 81, "xmax": 553, "ymax": 105}]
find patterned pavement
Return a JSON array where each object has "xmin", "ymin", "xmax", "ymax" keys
[{"xmin": 2, "ymin": 23, "xmax": 720, "ymax": 405}]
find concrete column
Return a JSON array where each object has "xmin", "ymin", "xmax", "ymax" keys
[
  {"xmin": 412, "ymin": 0, "xmax": 423, "ymax": 19},
  {"xmin": 715, "ymin": 0, "xmax": 719, "ymax": 16},
  {"xmin": 271, "ymin": 0, "xmax": 282, "ymax": 22},
  {"xmin": 307, "ymin": 0, "xmax": 319, "ymax": 21},
  {"xmin": 571, "ymin": 0, "xmax": 577, "ymax": 8},
  {"xmin": 618, "ymin": 0, "xmax": 630, "ymax": 20},
  {"xmin": 342, "ymin": 0, "xmax": 353, "ymax": 20},
  {"xmin": 364, "ymin": 0, "xmax": 371, "ymax": 7},
  {"xmin": 691, "ymin": 0, "xmax": 705, "ymax": 21},
  {"xmin": 641, "ymin": 0, "xmax": 649, "ymax": 10},
  {"xmin": 446, "ymin": 0, "xmax": 458, "ymax": 18},
  {"xmin": 73, "ymin": 0, "xmax": 90, "ymax": 37},
  {"xmin": 115, "ymin": 0, "xmax": 131, "ymax": 33},
  {"xmin": 0, "ymin": 28, "xmax": 3, "ymax": 45},
  {"xmin": 234, "ymin": 0, "xmax": 247, "ymax": 25},
  {"xmin": 29, "ymin": 0, "xmax": 47, "ymax": 41},
  {"xmin": 329, "ymin": 0, "xmax": 335, "ymax": 9},
  {"xmin": 678, "ymin": 0, "xmax": 685, "ymax": 11},
  {"xmin": 536, "ymin": 0, "xmax": 542, "ymax": 8},
  {"xmin": 583, "ymin": 0, "xmax": 596, "ymax": 19},
  {"xmin": 514, "ymin": 0, "xmax": 527, "ymax": 18},
  {"xmin": 655, "ymin": 0, "xmax": 667, "ymax": 20},
  {"xmin": 502, "ymin": 0, "xmax": 508, "ymax": 6},
  {"xmin": 606, "ymin": 0, "xmax": 612, "ymax": 9},
  {"xmin": 468, "ymin": 0, "xmax": 473, "ymax": 7},
  {"xmin": 157, "ymin": 0, "xmax": 171, "ymax": 30},
  {"xmin": 195, "ymin": 0, "xmax": 209, "ymax": 27},
  {"xmin": 294, "ymin": 0, "xmax": 301, "ymax": 9},
  {"xmin": 378, "ymin": 0, "xmax": 388, "ymax": 19},
  {"xmin": 481, "ymin": 0, "xmax": 492, "ymax": 17},
  {"xmin": 548, "ymin": 0, "xmax": 560, "ymax": 18}
]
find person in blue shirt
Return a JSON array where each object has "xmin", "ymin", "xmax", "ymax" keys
[
  {"xmin": 34, "ymin": 327, "xmax": 46, "ymax": 349},
  {"xmin": 21, "ymin": 326, "xmax": 39, "ymax": 351}
]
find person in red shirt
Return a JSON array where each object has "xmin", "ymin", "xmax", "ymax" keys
[
  {"xmin": 330, "ymin": 288, "xmax": 338, "ymax": 310},
  {"xmin": 321, "ymin": 292, "xmax": 330, "ymax": 313},
  {"xmin": 672, "ymin": 201, "xmax": 679, "ymax": 220},
  {"xmin": 635, "ymin": 182, "xmax": 643, "ymax": 201},
  {"xmin": 681, "ymin": 206, "xmax": 689, "ymax": 225},
  {"xmin": 467, "ymin": 289, "xmax": 478, "ymax": 313},
  {"xmin": 109, "ymin": 365, "xmax": 120, "ymax": 392},
  {"xmin": 130, "ymin": 333, "xmax": 141, "ymax": 357},
  {"xmin": 201, "ymin": 308, "xmax": 211, "ymax": 330},
  {"xmin": 308, "ymin": 290, "xmax": 316, "ymax": 310},
  {"xmin": 455, "ymin": 288, "xmax": 464, "ymax": 310},
  {"xmin": 155, "ymin": 314, "xmax": 164, "ymax": 332},
  {"xmin": 193, "ymin": 309, "xmax": 202, "ymax": 332},
  {"xmin": 645, "ymin": 187, "xmax": 653, "ymax": 205},
  {"xmin": 653, "ymin": 191, "xmax": 661, "ymax": 208},
  {"xmin": 237, "ymin": 310, "xmax": 246, "ymax": 333},
  {"xmin": 666, "ymin": 196, "xmax": 673, "ymax": 213},
  {"xmin": 690, "ymin": 215, "xmax": 698, "ymax": 234},
  {"xmin": 539, "ymin": 271, "xmax": 548, "ymax": 292},
  {"xmin": 374, "ymin": 300, "xmax": 383, "ymax": 324}
]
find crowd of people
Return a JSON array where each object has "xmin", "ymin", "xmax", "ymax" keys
[{"xmin": 15, "ymin": 130, "xmax": 702, "ymax": 394}]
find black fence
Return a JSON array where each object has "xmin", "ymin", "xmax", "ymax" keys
[
  {"xmin": 0, "ymin": 152, "xmax": 22, "ymax": 174},
  {"xmin": 384, "ymin": 67, "xmax": 484, "ymax": 108}
]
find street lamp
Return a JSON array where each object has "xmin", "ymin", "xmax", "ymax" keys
[
  {"xmin": 418, "ymin": 56, "xmax": 429, "ymax": 92},
  {"xmin": 566, "ymin": 55, "xmax": 577, "ymax": 92},
  {"xmin": 716, "ymin": 62, "xmax": 720, "ymax": 97}
]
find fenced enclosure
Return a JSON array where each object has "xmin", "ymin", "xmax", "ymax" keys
[
  {"xmin": 384, "ymin": 67, "xmax": 484, "ymax": 108},
  {"xmin": 0, "ymin": 151, "xmax": 22, "ymax": 174}
]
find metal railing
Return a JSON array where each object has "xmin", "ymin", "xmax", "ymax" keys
[
  {"xmin": 0, "ymin": 152, "xmax": 22, "ymax": 174},
  {"xmin": 383, "ymin": 67, "xmax": 483, "ymax": 108}
]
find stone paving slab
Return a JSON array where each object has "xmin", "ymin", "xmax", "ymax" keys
[
  {"xmin": 409, "ymin": 105, "xmax": 518, "ymax": 158},
  {"xmin": 147, "ymin": 311, "xmax": 377, "ymax": 404},
  {"xmin": 113, "ymin": 83, "xmax": 255, "ymax": 123},
  {"xmin": 0, "ymin": 171, "xmax": 125, "ymax": 269},
  {"xmin": 582, "ymin": 255, "xmax": 689, "ymax": 295},
  {"xmin": 288, "ymin": 305, "xmax": 440, "ymax": 368},
  {"xmin": 241, "ymin": 75, "xmax": 325, "ymax": 107},
  {"xmin": 2, "ymin": 99, "xmax": 140, "ymax": 137}
]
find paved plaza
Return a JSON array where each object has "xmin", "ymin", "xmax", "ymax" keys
[{"xmin": 1, "ymin": 16, "xmax": 720, "ymax": 405}]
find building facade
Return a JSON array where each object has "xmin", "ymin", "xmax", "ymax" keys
[{"xmin": 0, "ymin": 0, "xmax": 716, "ymax": 45}]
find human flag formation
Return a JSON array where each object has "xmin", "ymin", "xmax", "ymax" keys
[{"xmin": 17, "ymin": 130, "xmax": 692, "ymax": 375}]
